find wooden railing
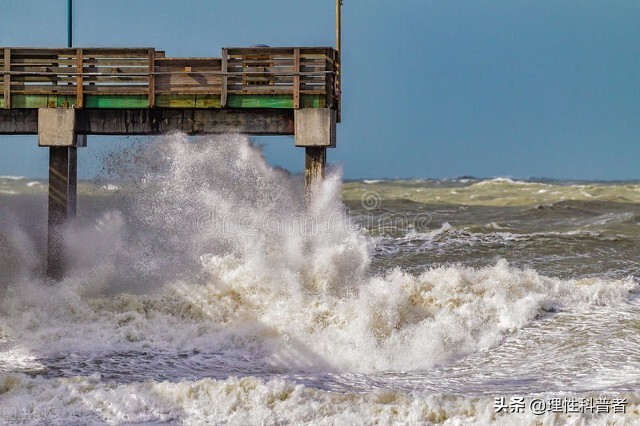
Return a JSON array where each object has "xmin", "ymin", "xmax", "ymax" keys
[{"xmin": 0, "ymin": 47, "xmax": 338, "ymax": 110}]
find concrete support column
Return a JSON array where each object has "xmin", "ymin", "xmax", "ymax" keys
[
  {"xmin": 304, "ymin": 147, "xmax": 327, "ymax": 193},
  {"xmin": 38, "ymin": 108, "xmax": 84, "ymax": 279},
  {"xmin": 47, "ymin": 146, "xmax": 77, "ymax": 279},
  {"xmin": 294, "ymin": 108, "xmax": 336, "ymax": 193}
]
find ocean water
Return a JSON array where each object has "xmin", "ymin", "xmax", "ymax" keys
[{"xmin": 0, "ymin": 134, "xmax": 639, "ymax": 425}]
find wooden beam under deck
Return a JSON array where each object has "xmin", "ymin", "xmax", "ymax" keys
[{"xmin": 0, "ymin": 108, "xmax": 294, "ymax": 135}]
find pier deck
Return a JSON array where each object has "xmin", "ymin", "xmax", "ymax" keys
[
  {"xmin": 0, "ymin": 47, "xmax": 338, "ymax": 112},
  {"xmin": 0, "ymin": 46, "xmax": 340, "ymax": 279}
]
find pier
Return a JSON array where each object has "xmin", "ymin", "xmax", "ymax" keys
[{"xmin": 0, "ymin": 46, "xmax": 340, "ymax": 278}]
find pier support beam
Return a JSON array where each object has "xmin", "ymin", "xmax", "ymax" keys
[
  {"xmin": 294, "ymin": 108, "xmax": 336, "ymax": 193},
  {"xmin": 304, "ymin": 147, "xmax": 326, "ymax": 193},
  {"xmin": 38, "ymin": 108, "xmax": 83, "ymax": 279},
  {"xmin": 46, "ymin": 147, "xmax": 77, "ymax": 279}
]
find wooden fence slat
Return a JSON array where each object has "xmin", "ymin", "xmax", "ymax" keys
[
  {"xmin": 0, "ymin": 46, "xmax": 337, "ymax": 107},
  {"xmin": 4, "ymin": 48, "xmax": 10, "ymax": 108},
  {"xmin": 76, "ymin": 49, "xmax": 83, "ymax": 108},
  {"xmin": 148, "ymin": 48, "xmax": 155, "ymax": 107},
  {"xmin": 221, "ymin": 48, "xmax": 228, "ymax": 107},
  {"xmin": 292, "ymin": 48, "xmax": 299, "ymax": 108}
]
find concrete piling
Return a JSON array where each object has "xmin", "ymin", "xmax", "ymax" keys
[
  {"xmin": 294, "ymin": 108, "xmax": 336, "ymax": 193},
  {"xmin": 38, "ymin": 108, "xmax": 81, "ymax": 279}
]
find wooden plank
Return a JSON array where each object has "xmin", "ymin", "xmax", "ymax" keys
[
  {"xmin": 76, "ymin": 49, "xmax": 83, "ymax": 108},
  {"xmin": 226, "ymin": 47, "xmax": 294, "ymax": 55},
  {"xmin": 154, "ymin": 73, "xmax": 222, "ymax": 84},
  {"xmin": 154, "ymin": 87, "xmax": 222, "ymax": 95},
  {"xmin": 76, "ymin": 49, "xmax": 151, "ymax": 58},
  {"xmin": 84, "ymin": 95, "xmax": 148, "ymax": 108},
  {"xmin": 81, "ymin": 76, "xmax": 149, "ymax": 82},
  {"xmin": 9, "ymin": 94, "xmax": 49, "ymax": 108},
  {"xmin": 155, "ymin": 94, "xmax": 221, "ymax": 108},
  {"xmin": 293, "ymin": 48, "xmax": 300, "ymax": 108},
  {"xmin": 228, "ymin": 86, "xmax": 294, "ymax": 94},
  {"xmin": 0, "ymin": 48, "xmax": 3, "ymax": 108},
  {"xmin": 221, "ymin": 48, "xmax": 228, "ymax": 107},
  {"xmin": 154, "ymin": 87, "xmax": 222, "ymax": 94},
  {"xmin": 155, "ymin": 89, "xmax": 221, "ymax": 95},
  {"xmin": 13, "ymin": 87, "xmax": 76, "ymax": 95},
  {"xmin": 228, "ymin": 94, "xmax": 293, "ymax": 108},
  {"xmin": 230, "ymin": 58, "xmax": 294, "ymax": 66},
  {"xmin": 10, "ymin": 76, "xmax": 72, "ymax": 83},
  {"xmin": 148, "ymin": 48, "xmax": 155, "ymax": 107},
  {"xmin": 334, "ymin": 48, "xmax": 340, "ymax": 121},
  {"xmin": 81, "ymin": 86, "xmax": 148, "ymax": 94},
  {"xmin": 155, "ymin": 57, "xmax": 221, "ymax": 64},
  {"xmin": 83, "ymin": 58, "xmax": 151, "ymax": 67},
  {"xmin": 80, "ymin": 66, "xmax": 151, "ymax": 73},
  {"xmin": 10, "ymin": 59, "xmax": 76, "ymax": 66},
  {"xmin": 155, "ymin": 74, "xmax": 222, "ymax": 83},
  {"xmin": 9, "ymin": 48, "xmax": 75, "ymax": 55},
  {"xmin": 4, "ymin": 48, "xmax": 10, "ymax": 108},
  {"xmin": 301, "ymin": 94, "xmax": 325, "ymax": 108},
  {"xmin": 11, "ymin": 66, "xmax": 79, "ymax": 74}
]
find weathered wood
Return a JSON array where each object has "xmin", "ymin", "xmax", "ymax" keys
[
  {"xmin": 4, "ymin": 48, "xmax": 10, "ymax": 108},
  {"xmin": 155, "ymin": 94, "xmax": 221, "ymax": 108},
  {"xmin": 11, "ymin": 86, "xmax": 77, "ymax": 95},
  {"xmin": 83, "ymin": 59, "xmax": 150, "ymax": 66},
  {"xmin": 148, "ymin": 48, "xmax": 155, "ymax": 107},
  {"xmin": 76, "ymin": 48, "xmax": 83, "ymax": 108},
  {"xmin": 0, "ymin": 108, "xmax": 294, "ymax": 134},
  {"xmin": 0, "ymin": 109, "xmax": 37, "ymax": 132},
  {"xmin": 0, "ymin": 46, "xmax": 339, "ymax": 110},
  {"xmin": 75, "ymin": 109, "xmax": 294, "ymax": 135},
  {"xmin": 221, "ymin": 48, "xmax": 228, "ymax": 107},
  {"xmin": 81, "ymin": 86, "xmax": 149, "ymax": 94}
]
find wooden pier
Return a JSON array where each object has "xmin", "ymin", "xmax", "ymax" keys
[{"xmin": 0, "ymin": 46, "xmax": 340, "ymax": 278}]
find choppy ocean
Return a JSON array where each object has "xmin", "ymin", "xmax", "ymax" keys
[{"xmin": 1, "ymin": 134, "xmax": 639, "ymax": 425}]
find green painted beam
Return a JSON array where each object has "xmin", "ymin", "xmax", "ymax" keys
[
  {"xmin": 226, "ymin": 94, "xmax": 325, "ymax": 109},
  {"xmin": 84, "ymin": 95, "xmax": 148, "ymax": 108},
  {"xmin": 155, "ymin": 94, "xmax": 221, "ymax": 108},
  {"xmin": 11, "ymin": 94, "xmax": 77, "ymax": 108},
  {"xmin": 8, "ymin": 94, "xmax": 327, "ymax": 109},
  {"xmin": 301, "ymin": 95, "xmax": 326, "ymax": 108}
]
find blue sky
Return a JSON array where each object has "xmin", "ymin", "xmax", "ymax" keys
[{"xmin": 1, "ymin": 0, "xmax": 638, "ymax": 180}]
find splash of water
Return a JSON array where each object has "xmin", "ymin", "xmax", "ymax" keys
[{"xmin": 0, "ymin": 134, "xmax": 636, "ymax": 378}]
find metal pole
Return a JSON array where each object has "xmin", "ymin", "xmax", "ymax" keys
[
  {"xmin": 336, "ymin": 0, "xmax": 342, "ymax": 121},
  {"xmin": 336, "ymin": 0, "xmax": 342, "ymax": 55},
  {"xmin": 67, "ymin": 0, "xmax": 72, "ymax": 47}
]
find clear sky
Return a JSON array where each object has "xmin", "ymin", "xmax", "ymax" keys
[{"xmin": 1, "ymin": 0, "xmax": 638, "ymax": 180}]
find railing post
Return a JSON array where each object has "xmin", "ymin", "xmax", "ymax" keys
[
  {"xmin": 76, "ymin": 48, "xmax": 83, "ymax": 108},
  {"xmin": 221, "ymin": 48, "xmax": 228, "ymax": 107},
  {"xmin": 293, "ymin": 48, "xmax": 300, "ymax": 109},
  {"xmin": 3, "ymin": 48, "xmax": 10, "ymax": 109},
  {"xmin": 148, "ymin": 48, "xmax": 155, "ymax": 108}
]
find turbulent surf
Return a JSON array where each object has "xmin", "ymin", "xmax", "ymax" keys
[{"xmin": 0, "ymin": 134, "xmax": 638, "ymax": 424}]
